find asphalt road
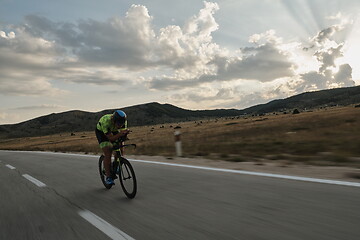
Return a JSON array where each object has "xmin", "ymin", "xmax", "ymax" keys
[{"xmin": 1, "ymin": 151, "xmax": 360, "ymax": 240}]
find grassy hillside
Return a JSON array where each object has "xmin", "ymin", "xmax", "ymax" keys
[
  {"xmin": 1, "ymin": 85, "xmax": 360, "ymax": 139},
  {"xmin": 0, "ymin": 102, "xmax": 242, "ymax": 138},
  {"xmin": 243, "ymin": 86, "xmax": 360, "ymax": 114},
  {"xmin": 1, "ymin": 106, "xmax": 359, "ymax": 168}
]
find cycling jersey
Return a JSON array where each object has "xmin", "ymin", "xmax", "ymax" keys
[
  {"xmin": 95, "ymin": 114, "xmax": 128, "ymax": 148},
  {"xmin": 96, "ymin": 114, "xmax": 127, "ymax": 134}
]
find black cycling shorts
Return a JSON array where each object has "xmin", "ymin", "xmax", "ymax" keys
[{"xmin": 95, "ymin": 128, "xmax": 119, "ymax": 148}]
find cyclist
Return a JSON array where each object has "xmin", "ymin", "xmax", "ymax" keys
[{"xmin": 95, "ymin": 110, "xmax": 130, "ymax": 185}]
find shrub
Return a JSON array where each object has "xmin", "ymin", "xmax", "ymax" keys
[{"xmin": 293, "ymin": 109, "xmax": 300, "ymax": 114}]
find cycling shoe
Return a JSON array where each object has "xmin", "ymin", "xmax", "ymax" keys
[{"xmin": 105, "ymin": 177, "xmax": 115, "ymax": 185}]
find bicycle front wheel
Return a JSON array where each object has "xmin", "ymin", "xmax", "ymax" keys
[{"xmin": 118, "ymin": 157, "xmax": 137, "ymax": 199}]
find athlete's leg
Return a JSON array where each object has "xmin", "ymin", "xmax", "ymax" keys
[
  {"xmin": 102, "ymin": 146, "xmax": 113, "ymax": 178},
  {"xmin": 113, "ymin": 151, "xmax": 119, "ymax": 163}
]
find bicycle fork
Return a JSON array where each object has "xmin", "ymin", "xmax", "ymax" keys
[{"xmin": 113, "ymin": 152, "xmax": 132, "ymax": 180}]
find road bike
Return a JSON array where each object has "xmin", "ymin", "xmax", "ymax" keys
[{"xmin": 98, "ymin": 142, "xmax": 137, "ymax": 199}]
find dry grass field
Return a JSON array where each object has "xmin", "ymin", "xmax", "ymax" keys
[{"xmin": 1, "ymin": 106, "xmax": 360, "ymax": 168}]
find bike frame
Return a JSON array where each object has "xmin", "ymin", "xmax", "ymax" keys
[
  {"xmin": 99, "ymin": 141, "xmax": 137, "ymax": 198},
  {"xmin": 111, "ymin": 143, "xmax": 136, "ymax": 175}
]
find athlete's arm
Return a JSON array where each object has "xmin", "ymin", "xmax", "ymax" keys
[{"xmin": 105, "ymin": 129, "xmax": 130, "ymax": 142}]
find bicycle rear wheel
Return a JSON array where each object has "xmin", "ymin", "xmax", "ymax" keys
[
  {"xmin": 98, "ymin": 155, "xmax": 113, "ymax": 189},
  {"xmin": 118, "ymin": 157, "xmax": 137, "ymax": 198}
]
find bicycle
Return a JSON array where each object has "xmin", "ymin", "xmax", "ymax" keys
[{"xmin": 98, "ymin": 141, "xmax": 137, "ymax": 199}]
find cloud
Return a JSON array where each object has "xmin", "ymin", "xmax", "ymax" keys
[
  {"xmin": 0, "ymin": 31, "xmax": 15, "ymax": 39},
  {"xmin": 23, "ymin": 5, "xmax": 156, "ymax": 69},
  {"xmin": 327, "ymin": 12, "xmax": 342, "ymax": 20},
  {"xmin": 315, "ymin": 44, "xmax": 343, "ymax": 73},
  {"xmin": 0, "ymin": 26, "xmax": 66, "ymax": 96},
  {"xmin": 171, "ymin": 87, "xmax": 236, "ymax": 103},
  {"xmin": 292, "ymin": 63, "xmax": 354, "ymax": 93},
  {"xmin": 161, "ymin": 14, "xmax": 356, "ymax": 110},
  {"xmin": 334, "ymin": 64, "xmax": 355, "ymax": 87},
  {"xmin": 0, "ymin": 1, "xmax": 357, "ymax": 112},
  {"xmin": 0, "ymin": 2, "xmax": 223, "ymax": 96},
  {"xmin": 153, "ymin": 1, "xmax": 222, "ymax": 71},
  {"xmin": 54, "ymin": 68, "xmax": 132, "ymax": 85},
  {"xmin": 167, "ymin": 86, "xmax": 240, "ymax": 110},
  {"xmin": 0, "ymin": 112, "xmax": 8, "ymax": 120},
  {"xmin": 9, "ymin": 104, "xmax": 64, "ymax": 110},
  {"xmin": 313, "ymin": 25, "xmax": 343, "ymax": 45},
  {"xmin": 299, "ymin": 71, "xmax": 328, "ymax": 90},
  {"xmin": 167, "ymin": 84, "xmax": 284, "ymax": 110},
  {"xmin": 1, "ymin": 2, "xmax": 296, "ymax": 96},
  {"xmin": 152, "ymin": 11, "xmax": 356, "ymax": 110},
  {"xmin": 149, "ymin": 29, "xmax": 295, "ymax": 90},
  {"xmin": 295, "ymin": 20, "xmax": 355, "ymax": 92},
  {"xmin": 0, "ymin": 78, "xmax": 65, "ymax": 96},
  {"xmin": 21, "ymin": 2, "xmax": 221, "ymax": 71}
]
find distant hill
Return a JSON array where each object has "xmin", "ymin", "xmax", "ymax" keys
[
  {"xmin": 0, "ymin": 102, "xmax": 242, "ymax": 138},
  {"xmin": 241, "ymin": 85, "xmax": 360, "ymax": 114},
  {"xmin": 1, "ymin": 85, "xmax": 359, "ymax": 138}
]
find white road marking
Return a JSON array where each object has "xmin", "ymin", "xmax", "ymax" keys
[
  {"xmin": 129, "ymin": 159, "xmax": 360, "ymax": 188},
  {"xmin": 6, "ymin": 164, "xmax": 16, "ymax": 170},
  {"xmin": 1, "ymin": 150, "xmax": 360, "ymax": 188},
  {"xmin": 79, "ymin": 210, "xmax": 135, "ymax": 240},
  {"xmin": 22, "ymin": 174, "xmax": 47, "ymax": 187}
]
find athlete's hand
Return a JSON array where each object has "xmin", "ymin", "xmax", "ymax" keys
[{"xmin": 120, "ymin": 129, "xmax": 130, "ymax": 136}]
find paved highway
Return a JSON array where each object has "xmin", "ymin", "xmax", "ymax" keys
[{"xmin": 1, "ymin": 151, "xmax": 359, "ymax": 240}]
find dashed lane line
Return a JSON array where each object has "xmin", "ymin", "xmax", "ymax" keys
[
  {"xmin": 22, "ymin": 174, "xmax": 47, "ymax": 187},
  {"xmin": 79, "ymin": 210, "xmax": 135, "ymax": 240},
  {"xmin": 5, "ymin": 164, "xmax": 16, "ymax": 170},
  {"xmin": 0, "ymin": 156, "xmax": 133, "ymax": 239}
]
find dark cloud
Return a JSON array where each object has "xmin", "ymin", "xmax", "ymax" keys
[
  {"xmin": 314, "ymin": 25, "xmax": 341, "ymax": 44},
  {"xmin": 334, "ymin": 64, "xmax": 355, "ymax": 87},
  {"xmin": 224, "ymin": 43, "xmax": 295, "ymax": 81},
  {"xmin": 24, "ymin": 15, "xmax": 81, "ymax": 48},
  {"xmin": 23, "ymin": 6, "xmax": 156, "ymax": 69},
  {"xmin": 296, "ymin": 62, "xmax": 354, "ymax": 92},
  {"xmin": 294, "ymin": 21, "xmax": 355, "ymax": 92},
  {"xmin": 169, "ymin": 87, "xmax": 237, "ymax": 105},
  {"xmin": 299, "ymin": 71, "xmax": 328, "ymax": 90},
  {"xmin": 315, "ymin": 44, "xmax": 343, "ymax": 73}
]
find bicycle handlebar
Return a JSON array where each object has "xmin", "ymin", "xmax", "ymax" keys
[
  {"xmin": 112, "ymin": 143, "xmax": 137, "ymax": 150},
  {"xmin": 112, "ymin": 131, "xmax": 136, "ymax": 150}
]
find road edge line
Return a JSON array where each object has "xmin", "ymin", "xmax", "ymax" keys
[
  {"xmin": 129, "ymin": 159, "xmax": 360, "ymax": 188},
  {"xmin": 2, "ymin": 150, "xmax": 359, "ymax": 188}
]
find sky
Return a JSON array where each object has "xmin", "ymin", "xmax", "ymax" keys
[{"xmin": 1, "ymin": 0, "xmax": 360, "ymax": 124}]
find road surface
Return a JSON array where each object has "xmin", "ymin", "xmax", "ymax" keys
[{"xmin": 1, "ymin": 151, "xmax": 359, "ymax": 239}]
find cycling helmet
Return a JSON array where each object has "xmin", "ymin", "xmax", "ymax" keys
[{"xmin": 113, "ymin": 110, "xmax": 127, "ymax": 126}]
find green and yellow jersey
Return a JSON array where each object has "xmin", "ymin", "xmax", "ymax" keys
[{"xmin": 96, "ymin": 114, "xmax": 128, "ymax": 134}]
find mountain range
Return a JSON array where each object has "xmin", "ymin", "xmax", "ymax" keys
[{"xmin": 1, "ymin": 85, "xmax": 359, "ymax": 138}]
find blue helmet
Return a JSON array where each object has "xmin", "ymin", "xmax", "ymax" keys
[{"xmin": 113, "ymin": 110, "xmax": 127, "ymax": 126}]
